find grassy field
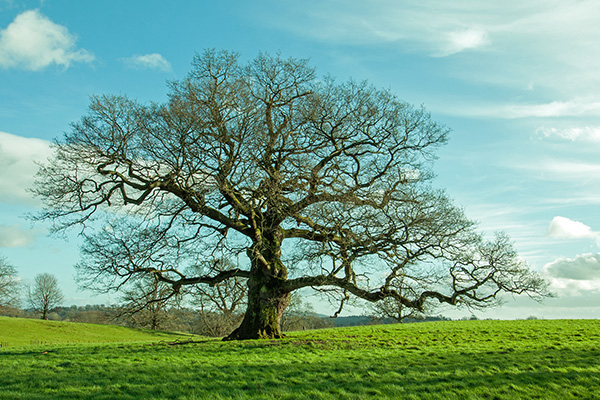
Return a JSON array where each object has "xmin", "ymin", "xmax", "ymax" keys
[
  {"xmin": 0, "ymin": 316, "xmax": 195, "ymax": 346},
  {"xmin": 1, "ymin": 319, "xmax": 599, "ymax": 399}
]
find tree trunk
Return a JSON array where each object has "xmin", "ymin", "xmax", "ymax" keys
[
  {"xmin": 150, "ymin": 315, "xmax": 158, "ymax": 330},
  {"xmin": 225, "ymin": 280, "xmax": 289, "ymax": 340},
  {"xmin": 225, "ymin": 236, "xmax": 290, "ymax": 340}
]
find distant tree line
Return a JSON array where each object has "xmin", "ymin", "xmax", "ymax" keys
[{"xmin": 1, "ymin": 300, "xmax": 454, "ymax": 334}]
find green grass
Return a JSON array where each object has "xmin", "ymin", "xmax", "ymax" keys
[
  {"xmin": 0, "ymin": 316, "xmax": 194, "ymax": 346},
  {"xmin": 1, "ymin": 319, "xmax": 599, "ymax": 399}
]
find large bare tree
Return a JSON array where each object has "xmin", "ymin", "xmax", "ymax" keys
[{"xmin": 34, "ymin": 50, "xmax": 548, "ymax": 339}]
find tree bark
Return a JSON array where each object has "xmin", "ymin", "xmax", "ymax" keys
[
  {"xmin": 225, "ymin": 279, "xmax": 289, "ymax": 340},
  {"xmin": 224, "ymin": 236, "xmax": 290, "ymax": 340}
]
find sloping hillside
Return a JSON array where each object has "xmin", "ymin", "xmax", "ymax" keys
[{"xmin": 0, "ymin": 316, "xmax": 196, "ymax": 347}]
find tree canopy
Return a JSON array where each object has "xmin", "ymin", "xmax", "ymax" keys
[{"xmin": 34, "ymin": 50, "xmax": 549, "ymax": 339}]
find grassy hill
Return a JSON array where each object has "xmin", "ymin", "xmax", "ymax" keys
[
  {"xmin": 1, "ymin": 319, "xmax": 599, "ymax": 399},
  {"xmin": 0, "ymin": 316, "xmax": 195, "ymax": 347}
]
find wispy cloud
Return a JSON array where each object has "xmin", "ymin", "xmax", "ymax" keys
[
  {"xmin": 261, "ymin": 1, "xmax": 498, "ymax": 57},
  {"xmin": 0, "ymin": 9, "xmax": 94, "ymax": 70},
  {"xmin": 536, "ymin": 126, "xmax": 600, "ymax": 142},
  {"xmin": 513, "ymin": 159, "xmax": 600, "ymax": 183},
  {"xmin": 0, "ymin": 224, "xmax": 36, "ymax": 248},
  {"xmin": 122, "ymin": 53, "xmax": 172, "ymax": 72},
  {"xmin": 259, "ymin": 1, "xmax": 600, "ymax": 57},
  {"xmin": 0, "ymin": 131, "xmax": 53, "ymax": 205},
  {"xmin": 257, "ymin": 0, "xmax": 600, "ymax": 101},
  {"xmin": 505, "ymin": 101, "xmax": 600, "ymax": 119},
  {"xmin": 438, "ymin": 100, "xmax": 600, "ymax": 119}
]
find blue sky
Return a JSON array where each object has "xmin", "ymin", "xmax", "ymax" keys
[{"xmin": 1, "ymin": 0, "xmax": 600, "ymax": 319}]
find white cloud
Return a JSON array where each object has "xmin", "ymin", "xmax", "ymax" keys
[
  {"xmin": 544, "ymin": 253, "xmax": 600, "ymax": 281},
  {"xmin": 437, "ymin": 28, "xmax": 489, "ymax": 56},
  {"xmin": 123, "ymin": 53, "xmax": 172, "ymax": 72},
  {"xmin": 0, "ymin": 224, "xmax": 36, "ymax": 248},
  {"xmin": 536, "ymin": 126, "xmax": 600, "ymax": 142},
  {"xmin": 0, "ymin": 9, "xmax": 94, "ymax": 70},
  {"xmin": 543, "ymin": 252, "xmax": 600, "ymax": 295},
  {"xmin": 0, "ymin": 131, "xmax": 53, "ymax": 205},
  {"xmin": 547, "ymin": 216, "xmax": 599, "ymax": 242}
]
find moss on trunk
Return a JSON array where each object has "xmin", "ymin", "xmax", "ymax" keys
[{"xmin": 225, "ymin": 234, "xmax": 290, "ymax": 340}]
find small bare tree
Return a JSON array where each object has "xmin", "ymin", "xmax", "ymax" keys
[
  {"xmin": 0, "ymin": 256, "xmax": 21, "ymax": 309},
  {"xmin": 188, "ymin": 258, "xmax": 247, "ymax": 337},
  {"xmin": 119, "ymin": 276, "xmax": 181, "ymax": 330},
  {"xmin": 188, "ymin": 258, "xmax": 247, "ymax": 317},
  {"xmin": 368, "ymin": 274, "xmax": 425, "ymax": 322},
  {"xmin": 370, "ymin": 297, "xmax": 424, "ymax": 323},
  {"xmin": 281, "ymin": 292, "xmax": 334, "ymax": 332},
  {"xmin": 28, "ymin": 273, "xmax": 64, "ymax": 320}
]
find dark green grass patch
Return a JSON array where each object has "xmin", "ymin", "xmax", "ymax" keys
[{"xmin": 1, "ymin": 319, "xmax": 599, "ymax": 399}]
